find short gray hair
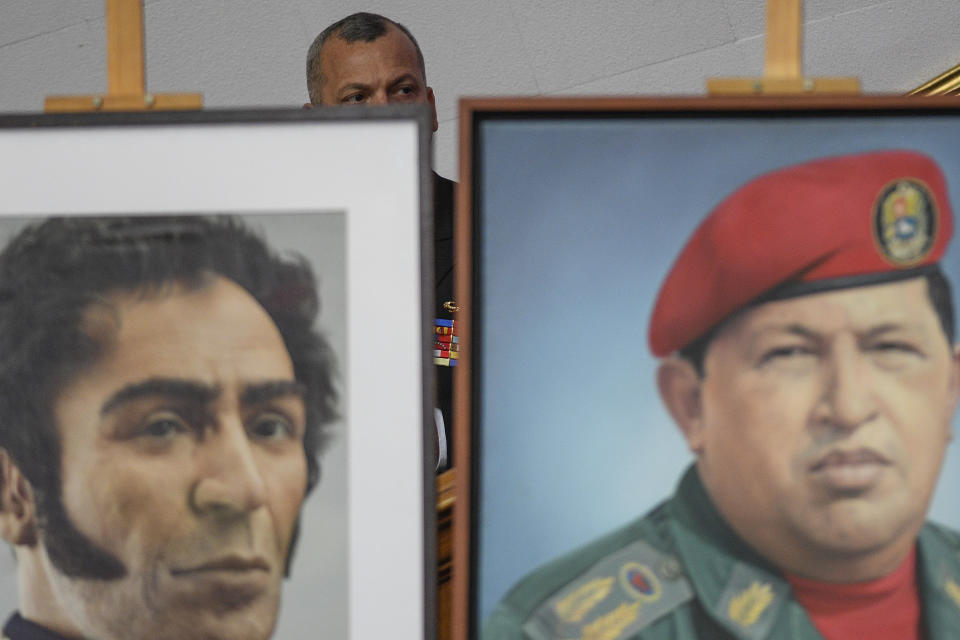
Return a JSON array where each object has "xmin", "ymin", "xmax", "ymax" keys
[{"xmin": 306, "ymin": 12, "xmax": 426, "ymax": 105}]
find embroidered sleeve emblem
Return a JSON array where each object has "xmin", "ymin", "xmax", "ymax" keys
[
  {"xmin": 728, "ymin": 581, "xmax": 774, "ymax": 627},
  {"xmin": 555, "ymin": 577, "xmax": 615, "ymax": 623},
  {"xmin": 945, "ymin": 578, "xmax": 960, "ymax": 611},
  {"xmin": 579, "ymin": 602, "xmax": 640, "ymax": 640},
  {"xmin": 618, "ymin": 562, "xmax": 662, "ymax": 602}
]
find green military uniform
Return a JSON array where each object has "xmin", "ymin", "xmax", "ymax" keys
[{"xmin": 483, "ymin": 467, "xmax": 960, "ymax": 640}]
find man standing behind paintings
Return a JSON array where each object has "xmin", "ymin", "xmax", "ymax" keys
[
  {"xmin": 0, "ymin": 215, "xmax": 336, "ymax": 640},
  {"xmin": 305, "ymin": 12, "xmax": 456, "ymax": 468},
  {"xmin": 485, "ymin": 151, "xmax": 960, "ymax": 639}
]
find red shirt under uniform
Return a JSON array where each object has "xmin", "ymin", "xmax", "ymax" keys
[{"xmin": 785, "ymin": 549, "xmax": 921, "ymax": 640}]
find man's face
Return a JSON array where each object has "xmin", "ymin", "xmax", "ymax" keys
[
  {"xmin": 692, "ymin": 278, "xmax": 959, "ymax": 575},
  {"xmin": 44, "ymin": 275, "xmax": 307, "ymax": 640},
  {"xmin": 314, "ymin": 24, "xmax": 438, "ymax": 131}
]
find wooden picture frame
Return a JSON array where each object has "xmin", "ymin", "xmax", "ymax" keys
[
  {"xmin": 0, "ymin": 107, "xmax": 436, "ymax": 640},
  {"xmin": 453, "ymin": 95, "xmax": 960, "ymax": 639}
]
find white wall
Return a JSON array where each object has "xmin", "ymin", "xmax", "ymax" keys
[{"xmin": 2, "ymin": 0, "xmax": 960, "ymax": 179}]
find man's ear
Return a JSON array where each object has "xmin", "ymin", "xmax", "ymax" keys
[
  {"xmin": 0, "ymin": 450, "xmax": 37, "ymax": 547},
  {"xmin": 657, "ymin": 357, "xmax": 706, "ymax": 454},
  {"xmin": 427, "ymin": 87, "xmax": 438, "ymax": 132}
]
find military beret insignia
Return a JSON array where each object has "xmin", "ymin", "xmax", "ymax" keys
[{"xmin": 874, "ymin": 179, "xmax": 937, "ymax": 265}]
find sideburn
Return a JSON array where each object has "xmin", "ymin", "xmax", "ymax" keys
[{"xmin": 35, "ymin": 484, "xmax": 127, "ymax": 580}]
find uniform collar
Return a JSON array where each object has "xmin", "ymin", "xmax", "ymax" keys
[
  {"xmin": 668, "ymin": 466, "xmax": 960, "ymax": 640},
  {"xmin": 2, "ymin": 613, "xmax": 73, "ymax": 640},
  {"xmin": 667, "ymin": 466, "xmax": 817, "ymax": 640},
  {"xmin": 916, "ymin": 523, "xmax": 960, "ymax": 637}
]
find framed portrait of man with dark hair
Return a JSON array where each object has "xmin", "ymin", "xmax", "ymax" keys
[{"xmin": 0, "ymin": 108, "xmax": 435, "ymax": 640}]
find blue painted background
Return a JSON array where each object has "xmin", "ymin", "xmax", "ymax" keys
[{"xmin": 476, "ymin": 114, "xmax": 960, "ymax": 623}]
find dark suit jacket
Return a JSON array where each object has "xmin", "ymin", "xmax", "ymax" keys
[{"xmin": 434, "ymin": 173, "xmax": 455, "ymax": 470}]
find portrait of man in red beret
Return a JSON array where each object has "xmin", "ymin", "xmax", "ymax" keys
[{"xmin": 481, "ymin": 144, "xmax": 960, "ymax": 640}]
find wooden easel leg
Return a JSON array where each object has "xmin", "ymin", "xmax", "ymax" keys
[
  {"xmin": 706, "ymin": 0, "xmax": 858, "ymax": 95},
  {"xmin": 106, "ymin": 0, "xmax": 145, "ymax": 96},
  {"xmin": 765, "ymin": 0, "xmax": 802, "ymax": 79},
  {"xmin": 44, "ymin": 0, "xmax": 202, "ymax": 112}
]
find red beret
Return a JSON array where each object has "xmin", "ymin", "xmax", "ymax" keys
[{"xmin": 649, "ymin": 150, "xmax": 954, "ymax": 357}]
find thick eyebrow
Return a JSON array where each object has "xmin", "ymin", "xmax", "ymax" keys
[
  {"xmin": 100, "ymin": 378, "xmax": 305, "ymax": 417},
  {"xmin": 782, "ymin": 324, "xmax": 820, "ymax": 339},
  {"xmin": 748, "ymin": 323, "xmax": 822, "ymax": 342},
  {"xmin": 862, "ymin": 323, "xmax": 918, "ymax": 338},
  {"xmin": 750, "ymin": 321, "xmax": 921, "ymax": 344},
  {"xmin": 100, "ymin": 377, "xmax": 219, "ymax": 416},
  {"xmin": 241, "ymin": 380, "xmax": 306, "ymax": 406},
  {"xmin": 336, "ymin": 82, "xmax": 371, "ymax": 98},
  {"xmin": 389, "ymin": 73, "xmax": 421, "ymax": 87}
]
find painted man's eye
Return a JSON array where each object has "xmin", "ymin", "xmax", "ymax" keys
[
  {"xmin": 871, "ymin": 340, "xmax": 922, "ymax": 355},
  {"xmin": 249, "ymin": 413, "xmax": 296, "ymax": 441},
  {"xmin": 141, "ymin": 413, "xmax": 188, "ymax": 439},
  {"xmin": 868, "ymin": 340, "xmax": 927, "ymax": 368},
  {"xmin": 759, "ymin": 345, "xmax": 816, "ymax": 364}
]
